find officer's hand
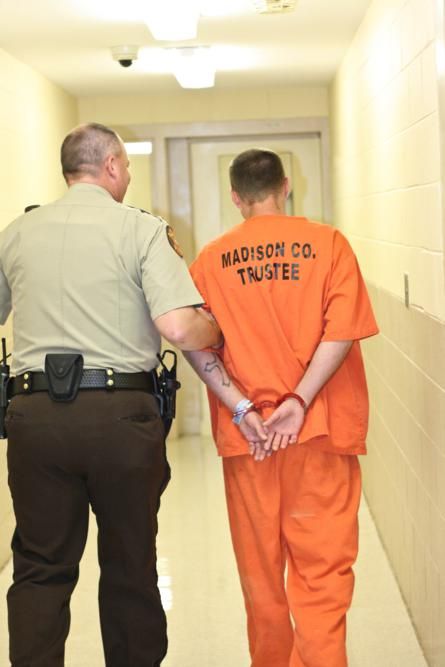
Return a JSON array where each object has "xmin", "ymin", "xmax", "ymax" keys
[
  {"xmin": 263, "ymin": 399, "xmax": 305, "ymax": 451},
  {"xmin": 197, "ymin": 307, "xmax": 224, "ymax": 350}
]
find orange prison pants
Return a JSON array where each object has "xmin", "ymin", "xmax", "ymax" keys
[{"xmin": 222, "ymin": 443, "xmax": 361, "ymax": 667}]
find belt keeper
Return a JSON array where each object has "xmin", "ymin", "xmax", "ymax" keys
[
  {"xmin": 22, "ymin": 372, "xmax": 32, "ymax": 393},
  {"xmin": 105, "ymin": 368, "xmax": 115, "ymax": 389}
]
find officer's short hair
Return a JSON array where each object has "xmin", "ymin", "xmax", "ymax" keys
[
  {"xmin": 61, "ymin": 123, "xmax": 123, "ymax": 179},
  {"xmin": 229, "ymin": 149, "xmax": 285, "ymax": 203}
]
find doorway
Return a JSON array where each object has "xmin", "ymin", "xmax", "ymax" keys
[
  {"xmin": 186, "ymin": 134, "xmax": 326, "ymax": 434},
  {"xmin": 190, "ymin": 134, "xmax": 325, "ymax": 251},
  {"xmin": 123, "ymin": 118, "xmax": 331, "ymax": 436}
]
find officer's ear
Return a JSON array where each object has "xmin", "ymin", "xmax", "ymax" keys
[{"xmin": 104, "ymin": 152, "xmax": 117, "ymax": 180}]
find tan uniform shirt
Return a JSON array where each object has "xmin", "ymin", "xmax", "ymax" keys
[{"xmin": 0, "ymin": 183, "xmax": 203, "ymax": 374}]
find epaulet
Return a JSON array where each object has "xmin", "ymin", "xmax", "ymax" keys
[
  {"xmin": 127, "ymin": 205, "xmax": 165, "ymax": 225},
  {"xmin": 127, "ymin": 205, "xmax": 153, "ymax": 216}
]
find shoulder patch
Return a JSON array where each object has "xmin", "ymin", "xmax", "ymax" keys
[{"xmin": 166, "ymin": 225, "xmax": 184, "ymax": 258}]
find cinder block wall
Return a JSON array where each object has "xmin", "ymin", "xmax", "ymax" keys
[{"xmin": 330, "ymin": 1, "xmax": 445, "ymax": 664}]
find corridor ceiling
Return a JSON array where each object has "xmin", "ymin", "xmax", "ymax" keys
[{"xmin": 0, "ymin": 0, "xmax": 372, "ymax": 96}]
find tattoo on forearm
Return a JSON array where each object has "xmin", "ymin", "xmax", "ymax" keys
[{"xmin": 204, "ymin": 354, "xmax": 231, "ymax": 387}]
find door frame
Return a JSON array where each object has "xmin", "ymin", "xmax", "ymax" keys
[
  {"xmin": 120, "ymin": 117, "xmax": 331, "ymax": 223},
  {"xmin": 436, "ymin": 2, "xmax": 445, "ymax": 287},
  {"xmin": 118, "ymin": 117, "xmax": 331, "ymax": 435}
]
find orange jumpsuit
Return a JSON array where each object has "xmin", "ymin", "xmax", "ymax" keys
[{"xmin": 190, "ymin": 215, "xmax": 378, "ymax": 667}]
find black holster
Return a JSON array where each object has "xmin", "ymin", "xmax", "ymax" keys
[
  {"xmin": 0, "ymin": 338, "xmax": 10, "ymax": 439},
  {"xmin": 154, "ymin": 350, "xmax": 181, "ymax": 437},
  {"xmin": 0, "ymin": 362, "xmax": 9, "ymax": 439}
]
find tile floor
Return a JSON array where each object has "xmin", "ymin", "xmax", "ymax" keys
[{"xmin": 0, "ymin": 436, "xmax": 428, "ymax": 666}]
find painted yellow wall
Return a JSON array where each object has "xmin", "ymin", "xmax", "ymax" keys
[
  {"xmin": 0, "ymin": 47, "xmax": 78, "ymax": 568},
  {"xmin": 0, "ymin": 49, "xmax": 77, "ymax": 229},
  {"xmin": 331, "ymin": 0, "xmax": 443, "ymax": 321},
  {"xmin": 330, "ymin": 1, "xmax": 445, "ymax": 664},
  {"xmin": 78, "ymin": 85, "xmax": 328, "ymax": 126},
  {"xmin": 124, "ymin": 154, "xmax": 152, "ymax": 212}
]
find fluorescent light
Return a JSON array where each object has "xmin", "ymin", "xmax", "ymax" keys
[
  {"xmin": 137, "ymin": 48, "xmax": 175, "ymax": 73},
  {"xmin": 143, "ymin": 0, "xmax": 200, "ymax": 41},
  {"xmin": 210, "ymin": 45, "xmax": 260, "ymax": 71},
  {"xmin": 138, "ymin": 44, "xmax": 258, "ymax": 76},
  {"xmin": 251, "ymin": 0, "xmax": 268, "ymax": 10},
  {"xmin": 125, "ymin": 141, "xmax": 153, "ymax": 155},
  {"xmin": 172, "ymin": 47, "xmax": 215, "ymax": 88}
]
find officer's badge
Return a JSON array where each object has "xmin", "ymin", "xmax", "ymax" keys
[{"xmin": 166, "ymin": 226, "xmax": 184, "ymax": 258}]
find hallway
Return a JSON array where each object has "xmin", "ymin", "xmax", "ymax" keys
[
  {"xmin": 0, "ymin": 0, "xmax": 444, "ymax": 664},
  {"xmin": 0, "ymin": 435, "xmax": 427, "ymax": 667}
]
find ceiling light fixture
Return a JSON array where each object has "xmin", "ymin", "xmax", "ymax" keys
[
  {"xmin": 171, "ymin": 47, "xmax": 215, "ymax": 89},
  {"xmin": 142, "ymin": 0, "xmax": 297, "ymax": 44},
  {"xmin": 200, "ymin": 0, "xmax": 254, "ymax": 17},
  {"xmin": 251, "ymin": 0, "xmax": 297, "ymax": 12},
  {"xmin": 143, "ymin": 0, "xmax": 200, "ymax": 41}
]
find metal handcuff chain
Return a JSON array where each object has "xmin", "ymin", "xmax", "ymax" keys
[{"xmin": 233, "ymin": 392, "xmax": 307, "ymax": 425}]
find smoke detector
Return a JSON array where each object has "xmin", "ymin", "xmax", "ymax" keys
[{"xmin": 252, "ymin": 0, "xmax": 297, "ymax": 13}]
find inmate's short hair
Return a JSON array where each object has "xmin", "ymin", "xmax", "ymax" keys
[
  {"xmin": 229, "ymin": 149, "xmax": 286, "ymax": 203},
  {"xmin": 61, "ymin": 123, "xmax": 123, "ymax": 178}
]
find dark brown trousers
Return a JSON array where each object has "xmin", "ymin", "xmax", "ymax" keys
[{"xmin": 5, "ymin": 390, "xmax": 170, "ymax": 667}]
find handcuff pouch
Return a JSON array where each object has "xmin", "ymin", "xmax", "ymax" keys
[{"xmin": 45, "ymin": 353, "xmax": 84, "ymax": 402}]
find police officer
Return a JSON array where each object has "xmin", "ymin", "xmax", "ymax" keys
[{"xmin": 0, "ymin": 122, "xmax": 222, "ymax": 667}]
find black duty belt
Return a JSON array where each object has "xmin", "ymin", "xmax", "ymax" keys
[{"xmin": 8, "ymin": 369, "xmax": 156, "ymax": 398}]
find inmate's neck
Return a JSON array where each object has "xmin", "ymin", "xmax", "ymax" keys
[{"xmin": 243, "ymin": 199, "xmax": 286, "ymax": 220}]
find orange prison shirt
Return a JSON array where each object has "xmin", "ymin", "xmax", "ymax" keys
[{"xmin": 190, "ymin": 215, "xmax": 379, "ymax": 457}]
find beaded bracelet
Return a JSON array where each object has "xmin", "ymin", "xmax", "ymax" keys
[{"xmin": 232, "ymin": 398, "xmax": 254, "ymax": 424}]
